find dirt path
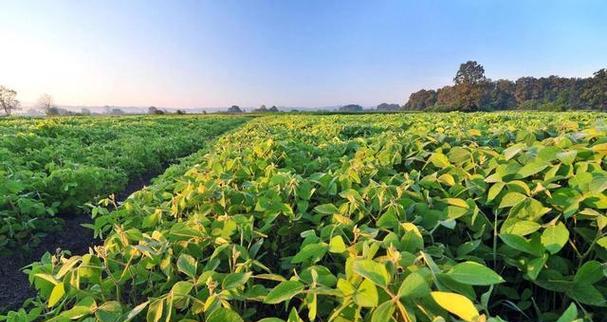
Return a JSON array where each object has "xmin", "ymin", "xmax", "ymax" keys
[{"xmin": 0, "ymin": 173, "xmax": 157, "ymax": 313}]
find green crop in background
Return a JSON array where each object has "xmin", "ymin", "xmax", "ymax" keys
[{"xmin": 0, "ymin": 115, "xmax": 248, "ymax": 254}]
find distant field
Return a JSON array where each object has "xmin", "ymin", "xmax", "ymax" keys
[
  {"xmin": 0, "ymin": 115, "xmax": 248, "ymax": 254},
  {"xmin": 3, "ymin": 112, "xmax": 607, "ymax": 321}
]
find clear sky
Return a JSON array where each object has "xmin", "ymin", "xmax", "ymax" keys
[{"xmin": 0, "ymin": 0, "xmax": 605, "ymax": 108}]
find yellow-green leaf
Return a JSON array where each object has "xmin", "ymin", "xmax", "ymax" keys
[
  {"xmin": 354, "ymin": 279, "xmax": 378, "ymax": 307},
  {"xmin": 431, "ymin": 291, "xmax": 480, "ymax": 322},
  {"xmin": 541, "ymin": 222, "xmax": 569, "ymax": 254},
  {"xmin": 499, "ymin": 192, "xmax": 527, "ymax": 208},
  {"xmin": 429, "ymin": 152, "xmax": 450, "ymax": 168},
  {"xmin": 329, "ymin": 235, "xmax": 347, "ymax": 253},
  {"xmin": 48, "ymin": 283, "xmax": 65, "ymax": 308},
  {"xmin": 444, "ymin": 198, "xmax": 469, "ymax": 209}
]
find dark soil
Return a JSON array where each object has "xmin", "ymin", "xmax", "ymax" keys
[{"xmin": 0, "ymin": 172, "xmax": 158, "ymax": 313}]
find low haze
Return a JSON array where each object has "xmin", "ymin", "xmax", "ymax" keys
[{"xmin": 1, "ymin": 0, "xmax": 605, "ymax": 108}]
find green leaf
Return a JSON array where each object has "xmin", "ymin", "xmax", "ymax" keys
[
  {"xmin": 95, "ymin": 301, "xmax": 122, "ymax": 322},
  {"xmin": 487, "ymin": 182, "xmax": 505, "ymax": 202},
  {"xmin": 556, "ymin": 303, "xmax": 578, "ymax": 322},
  {"xmin": 540, "ymin": 222, "xmax": 569, "ymax": 254},
  {"xmin": 431, "ymin": 291, "xmax": 480, "ymax": 322},
  {"xmin": 35, "ymin": 273, "xmax": 60, "ymax": 286},
  {"xmin": 499, "ymin": 234, "xmax": 542, "ymax": 256},
  {"xmin": 556, "ymin": 150, "xmax": 577, "ymax": 165},
  {"xmin": 371, "ymin": 301, "xmax": 395, "ymax": 322},
  {"xmin": 503, "ymin": 144, "xmax": 524, "ymax": 160},
  {"xmin": 574, "ymin": 260, "xmax": 604, "ymax": 285},
  {"xmin": 291, "ymin": 242, "xmax": 328, "ymax": 263},
  {"xmin": 448, "ymin": 147, "xmax": 470, "ymax": 163},
  {"xmin": 352, "ymin": 259, "xmax": 390, "ymax": 287},
  {"xmin": 329, "ymin": 235, "xmax": 347, "ymax": 253},
  {"xmin": 264, "ymin": 280, "xmax": 305, "ymax": 304},
  {"xmin": 354, "ymin": 279, "xmax": 378, "ymax": 307},
  {"xmin": 499, "ymin": 192, "xmax": 527, "ymax": 208},
  {"xmin": 376, "ymin": 210, "xmax": 399, "ymax": 229},
  {"xmin": 56, "ymin": 297, "xmax": 95, "ymax": 320},
  {"xmin": 456, "ymin": 240, "xmax": 481, "ymax": 257},
  {"xmin": 171, "ymin": 281, "xmax": 194, "ymax": 297},
  {"xmin": 589, "ymin": 175, "xmax": 607, "ymax": 194},
  {"xmin": 501, "ymin": 220, "xmax": 541, "ymax": 236},
  {"xmin": 526, "ymin": 253, "xmax": 548, "ymax": 280},
  {"xmin": 255, "ymin": 273, "xmax": 287, "ymax": 282},
  {"xmin": 207, "ymin": 308, "xmax": 244, "ymax": 322},
  {"xmin": 518, "ymin": 160, "xmax": 549, "ymax": 178},
  {"xmin": 177, "ymin": 254, "xmax": 197, "ymax": 279},
  {"xmin": 314, "ymin": 203, "xmax": 338, "ymax": 215},
  {"xmin": 446, "ymin": 261, "xmax": 505, "ymax": 286},
  {"xmin": 287, "ymin": 307, "xmax": 303, "ymax": 322},
  {"xmin": 567, "ymin": 283, "xmax": 606, "ymax": 306},
  {"xmin": 398, "ymin": 271, "xmax": 430, "ymax": 298},
  {"xmin": 538, "ymin": 146, "xmax": 561, "ymax": 162},
  {"xmin": 222, "ymin": 272, "xmax": 251, "ymax": 290},
  {"xmin": 429, "ymin": 152, "xmax": 450, "ymax": 168},
  {"xmin": 446, "ymin": 206, "xmax": 468, "ymax": 219}
]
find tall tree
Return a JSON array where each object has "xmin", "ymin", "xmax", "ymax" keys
[
  {"xmin": 227, "ymin": 105, "xmax": 243, "ymax": 113},
  {"xmin": 148, "ymin": 106, "xmax": 165, "ymax": 114},
  {"xmin": 253, "ymin": 105, "xmax": 268, "ymax": 112},
  {"xmin": 454, "ymin": 61, "xmax": 487, "ymax": 85},
  {"xmin": 0, "ymin": 85, "xmax": 20, "ymax": 116},
  {"xmin": 37, "ymin": 93, "xmax": 54, "ymax": 114},
  {"xmin": 453, "ymin": 61, "xmax": 488, "ymax": 111}
]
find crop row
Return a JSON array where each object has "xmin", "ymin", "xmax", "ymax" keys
[
  {"xmin": 0, "ymin": 115, "xmax": 248, "ymax": 254},
  {"xmin": 5, "ymin": 112, "xmax": 607, "ymax": 321}
]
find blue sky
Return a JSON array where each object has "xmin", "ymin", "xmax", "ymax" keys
[{"xmin": 0, "ymin": 0, "xmax": 605, "ymax": 108}]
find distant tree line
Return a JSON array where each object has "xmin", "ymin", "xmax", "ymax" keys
[
  {"xmin": 148, "ymin": 106, "xmax": 187, "ymax": 115},
  {"xmin": 4, "ymin": 62, "xmax": 605, "ymax": 117},
  {"xmin": 404, "ymin": 61, "xmax": 607, "ymax": 112},
  {"xmin": 231, "ymin": 104, "xmax": 403, "ymax": 113},
  {"xmin": 253, "ymin": 105, "xmax": 279, "ymax": 113},
  {"xmin": 339, "ymin": 104, "xmax": 363, "ymax": 112},
  {"xmin": 376, "ymin": 103, "xmax": 400, "ymax": 111}
]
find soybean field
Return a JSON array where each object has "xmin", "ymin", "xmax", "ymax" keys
[{"xmin": 3, "ymin": 112, "xmax": 607, "ymax": 322}]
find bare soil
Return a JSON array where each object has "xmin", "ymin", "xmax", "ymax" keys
[{"xmin": 0, "ymin": 173, "xmax": 157, "ymax": 313}]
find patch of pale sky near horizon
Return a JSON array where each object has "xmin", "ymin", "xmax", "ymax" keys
[{"xmin": 0, "ymin": 1, "xmax": 605, "ymax": 108}]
